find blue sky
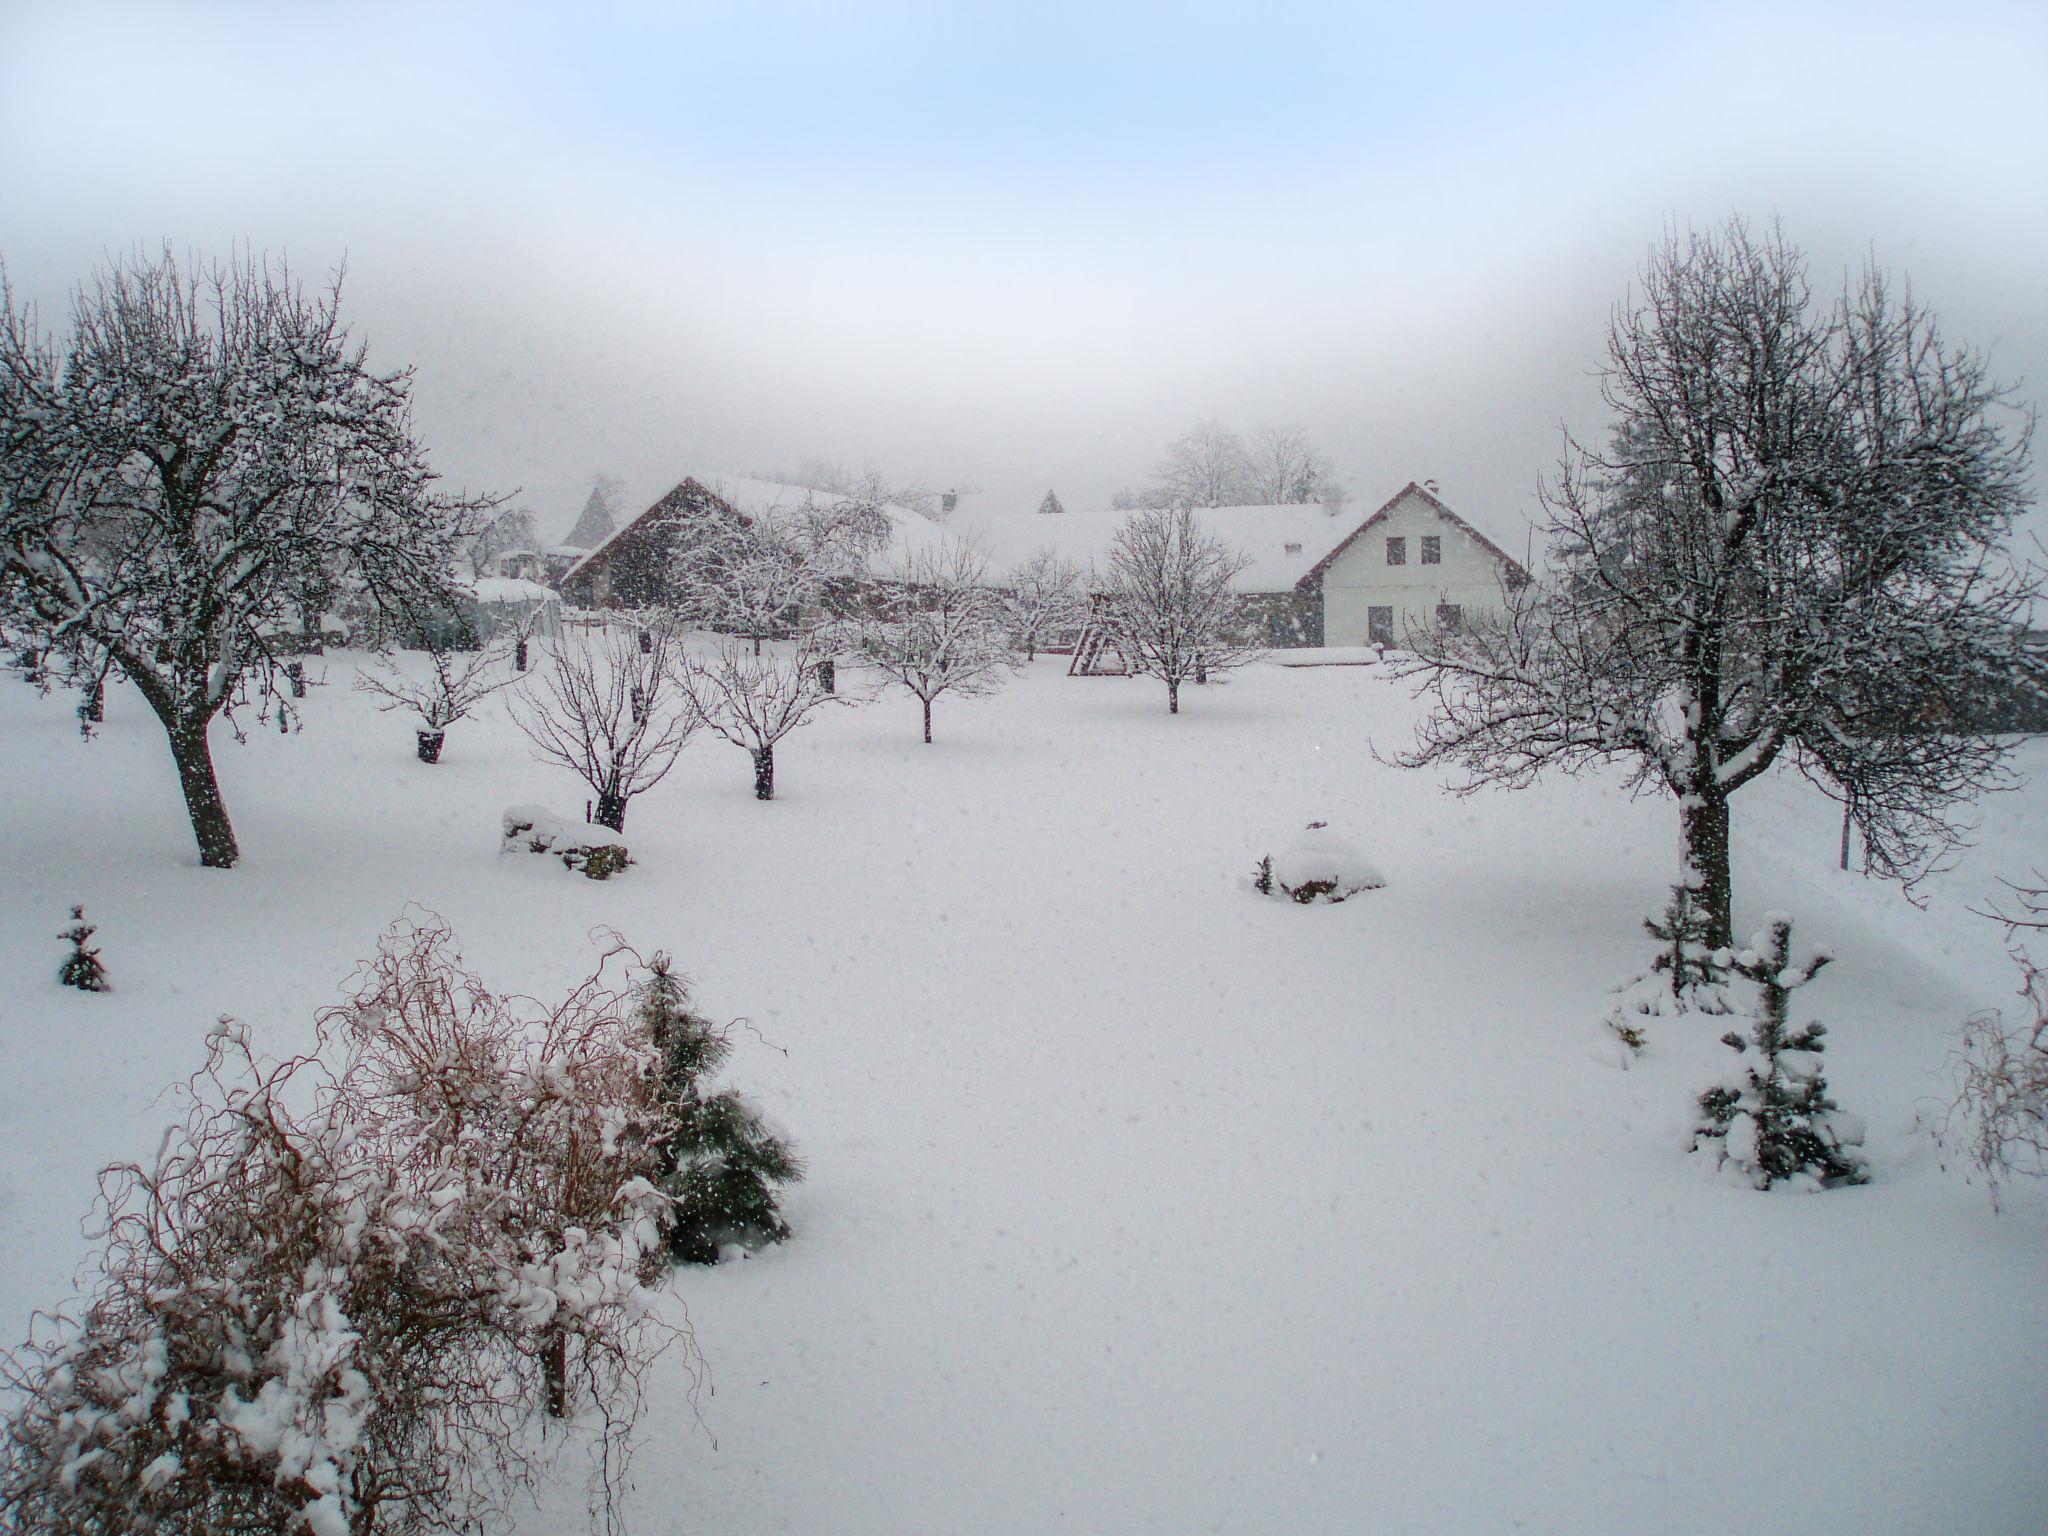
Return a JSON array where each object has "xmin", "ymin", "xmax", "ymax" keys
[{"xmin": 3, "ymin": 1, "xmax": 2043, "ymax": 538}]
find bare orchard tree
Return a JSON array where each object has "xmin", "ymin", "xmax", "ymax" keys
[
  {"xmin": 511, "ymin": 619, "xmax": 697, "ymax": 831},
  {"xmin": 355, "ymin": 637, "xmax": 517, "ymax": 763},
  {"xmin": 1392, "ymin": 218, "xmax": 2035, "ymax": 946},
  {"xmin": 1002, "ymin": 548, "xmax": 1089, "ymax": 660},
  {"xmin": 1154, "ymin": 418, "xmax": 1255, "ymax": 508},
  {"xmin": 1099, "ymin": 507, "xmax": 1259, "ymax": 714},
  {"xmin": 672, "ymin": 521, "xmax": 810, "ymax": 655},
  {"xmin": 0, "ymin": 248, "xmax": 487, "ymax": 867},
  {"xmin": 465, "ymin": 506, "xmax": 540, "ymax": 578},
  {"xmin": 860, "ymin": 540, "xmax": 1018, "ymax": 743},
  {"xmin": 676, "ymin": 631, "xmax": 844, "ymax": 800},
  {"xmin": 1244, "ymin": 424, "xmax": 1333, "ymax": 505}
]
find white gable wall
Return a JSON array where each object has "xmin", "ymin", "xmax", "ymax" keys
[{"xmin": 1321, "ymin": 488, "xmax": 1518, "ymax": 647}]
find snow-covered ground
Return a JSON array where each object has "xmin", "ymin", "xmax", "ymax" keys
[{"xmin": 2, "ymin": 648, "xmax": 2043, "ymax": 1534}]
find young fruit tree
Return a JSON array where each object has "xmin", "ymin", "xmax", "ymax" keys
[
  {"xmin": 1936, "ymin": 873, "xmax": 2048, "ymax": 1208},
  {"xmin": 354, "ymin": 638, "xmax": 517, "ymax": 763},
  {"xmin": 676, "ymin": 631, "xmax": 843, "ymax": 800},
  {"xmin": 0, "ymin": 249, "xmax": 488, "ymax": 868},
  {"xmin": 1002, "ymin": 547, "xmax": 1089, "ymax": 660},
  {"xmin": 1099, "ymin": 506, "xmax": 1259, "ymax": 714},
  {"xmin": 861, "ymin": 540, "xmax": 1017, "ymax": 743},
  {"xmin": 634, "ymin": 953, "xmax": 804, "ymax": 1264},
  {"xmin": 0, "ymin": 913, "xmax": 688, "ymax": 1536},
  {"xmin": 1391, "ymin": 219, "xmax": 2036, "ymax": 946},
  {"xmin": 509, "ymin": 619, "xmax": 697, "ymax": 832}
]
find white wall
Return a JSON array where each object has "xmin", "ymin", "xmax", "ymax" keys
[{"xmin": 1322, "ymin": 488, "xmax": 1516, "ymax": 647}]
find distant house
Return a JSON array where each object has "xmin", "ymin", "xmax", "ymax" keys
[
  {"xmin": 949, "ymin": 481, "xmax": 1529, "ymax": 649},
  {"xmin": 559, "ymin": 475, "xmax": 946, "ymax": 613},
  {"xmin": 1300, "ymin": 481, "xmax": 1530, "ymax": 647}
]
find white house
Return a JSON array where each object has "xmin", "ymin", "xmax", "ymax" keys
[{"xmin": 1302, "ymin": 482, "xmax": 1530, "ymax": 647}]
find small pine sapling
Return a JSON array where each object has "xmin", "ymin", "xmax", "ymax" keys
[
  {"xmin": 635, "ymin": 954, "xmax": 804, "ymax": 1264},
  {"xmin": 1645, "ymin": 882, "xmax": 1730, "ymax": 1007},
  {"xmin": 57, "ymin": 905, "xmax": 109, "ymax": 991},
  {"xmin": 1693, "ymin": 915, "xmax": 1868, "ymax": 1190}
]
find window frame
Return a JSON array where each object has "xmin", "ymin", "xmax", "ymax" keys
[{"xmin": 1420, "ymin": 535, "xmax": 1441, "ymax": 566}]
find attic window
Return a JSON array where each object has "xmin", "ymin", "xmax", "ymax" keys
[
  {"xmin": 1421, "ymin": 536, "xmax": 1441, "ymax": 565},
  {"xmin": 1284, "ymin": 541, "xmax": 1303, "ymax": 556},
  {"xmin": 1386, "ymin": 537, "xmax": 1407, "ymax": 566}
]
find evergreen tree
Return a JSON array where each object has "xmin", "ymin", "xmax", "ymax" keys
[
  {"xmin": 1644, "ymin": 882, "xmax": 1730, "ymax": 1006},
  {"xmin": 635, "ymin": 954, "xmax": 803, "ymax": 1264},
  {"xmin": 1694, "ymin": 916, "xmax": 1868, "ymax": 1189},
  {"xmin": 57, "ymin": 905, "xmax": 109, "ymax": 991}
]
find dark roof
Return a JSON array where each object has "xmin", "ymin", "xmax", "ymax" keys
[
  {"xmin": 562, "ymin": 477, "xmax": 745, "ymax": 584},
  {"xmin": 1296, "ymin": 481, "xmax": 1531, "ymax": 590}
]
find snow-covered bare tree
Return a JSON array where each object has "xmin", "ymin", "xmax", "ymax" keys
[
  {"xmin": 1154, "ymin": 418, "xmax": 1255, "ymax": 508},
  {"xmin": 465, "ymin": 506, "xmax": 540, "ymax": 578},
  {"xmin": 354, "ymin": 638, "xmax": 517, "ymax": 762},
  {"xmin": 0, "ymin": 249, "xmax": 486, "ymax": 867},
  {"xmin": 1937, "ymin": 873, "xmax": 2048, "ymax": 1207},
  {"xmin": 1392, "ymin": 219, "xmax": 2035, "ymax": 946},
  {"xmin": 1099, "ymin": 507, "xmax": 1259, "ymax": 714},
  {"xmin": 860, "ymin": 540, "xmax": 1017, "ymax": 743},
  {"xmin": 0, "ymin": 913, "xmax": 687, "ymax": 1536},
  {"xmin": 672, "ymin": 519, "xmax": 809, "ymax": 655},
  {"xmin": 510, "ymin": 619, "xmax": 697, "ymax": 831},
  {"xmin": 1002, "ymin": 548, "xmax": 1089, "ymax": 660},
  {"xmin": 675, "ymin": 631, "xmax": 844, "ymax": 800},
  {"xmin": 1244, "ymin": 424, "xmax": 1332, "ymax": 505}
]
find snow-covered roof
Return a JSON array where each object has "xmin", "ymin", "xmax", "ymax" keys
[
  {"xmin": 940, "ymin": 502, "xmax": 1358, "ymax": 593},
  {"xmin": 464, "ymin": 576, "xmax": 559, "ymax": 604}
]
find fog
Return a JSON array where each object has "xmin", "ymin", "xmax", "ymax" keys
[{"xmin": 4, "ymin": 1, "xmax": 2043, "ymax": 546}]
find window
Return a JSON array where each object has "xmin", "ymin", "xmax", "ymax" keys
[
  {"xmin": 1436, "ymin": 602, "xmax": 1463, "ymax": 631},
  {"xmin": 1284, "ymin": 541, "xmax": 1302, "ymax": 556},
  {"xmin": 1386, "ymin": 537, "xmax": 1407, "ymax": 566},
  {"xmin": 1367, "ymin": 606, "xmax": 1395, "ymax": 646},
  {"xmin": 1421, "ymin": 535, "xmax": 1441, "ymax": 565}
]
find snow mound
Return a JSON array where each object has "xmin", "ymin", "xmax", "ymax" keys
[
  {"xmin": 500, "ymin": 805, "xmax": 631, "ymax": 880},
  {"xmin": 1257, "ymin": 821, "xmax": 1386, "ymax": 904}
]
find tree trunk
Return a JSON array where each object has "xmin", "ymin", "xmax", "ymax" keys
[
  {"xmin": 1680, "ymin": 792, "xmax": 1733, "ymax": 949},
  {"xmin": 595, "ymin": 787, "xmax": 627, "ymax": 832},
  {"xmin": 922, "ymin": 697, "xmax": 933, "ymax": 744},
  {"xmin": 542, "ymin": 1330, "xmax": 569, "ymax": 1419},
  {"xmin": 79, "ymin": 680, "xmax": 104, "ymax": 723},
  {"xmin": 1167, "ymin": 677, "xmax": 1180, "ymax": 715},
  {"xmin": 416, "ymin": 730, "xmax": 444, "ymax": 764},
  {"xmin": 515, "ymin": 638, "xmax": 529, "ymax": 672},
  {"xmin": 753, "ymin": 746, "xmax": 775, "ymax": 800},
  {"xmin": 166, "ymin": 715, "xmax": 240, "ymax": 868}
]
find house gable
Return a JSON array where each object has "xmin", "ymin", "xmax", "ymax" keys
[{"xmin": 1298, "ymin": 481, "xmax": 1529, "ymax": 591}]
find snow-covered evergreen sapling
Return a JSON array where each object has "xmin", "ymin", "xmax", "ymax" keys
[
  {"xmin": 57, "ymin": 905, "xmax": 109, "ymax": 991},
  {"xmin": 1645, "ymin": 881, "xmax": 1729, "ymax": 1006},
  {"xmin": 1693, "ymin": 915, "xmax": 1868, "ymax": 1190},
  {"xmin": 635, "ymin": 953, "xmax": 803, "ymax": 1264}
]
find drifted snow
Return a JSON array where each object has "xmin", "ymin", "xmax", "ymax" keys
[
  {"xmin": 1, "ymin": 648, "xmax": 2044, "ymax": 1535},
  {"xmin": 1265, "ymin": 820, "xmax": 1387, "ymax": 901}
]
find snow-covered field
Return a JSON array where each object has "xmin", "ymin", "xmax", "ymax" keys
[{"xmin": 2, "ymin": 649, "xmax": 2044, "ymax": 1535}]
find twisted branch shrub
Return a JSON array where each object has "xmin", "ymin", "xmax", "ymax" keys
[{"xmin": 0, "ymin": 913, "xmax": 693, "ymax": 1536}]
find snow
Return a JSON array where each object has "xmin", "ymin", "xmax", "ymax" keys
[
  {"xmin": 2, "ymin": 648, "xmax": 2045, "ymax": 1533},
  {"xmin": 463, "ymin": 577, "xmax": 557, "ymax": 604},
  {"xmin": 1265, "ymin": 820, "xmax": 1387, "ymax": 900}
]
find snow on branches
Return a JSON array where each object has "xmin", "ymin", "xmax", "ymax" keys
[
  {"xmin": 1097, "ymin": 506, "xmax": 1258, "ymax": 715},
  {"xmin": 0, "ymin": 249, "xmax": 492, "ymax": 866},
  {"xmin": 0, "ymin": 912, "xmax": 693, "ymax": 1536},
  {"xmin": 859, "ymin": 540, "xmax": 1017, "ymax": 743}
]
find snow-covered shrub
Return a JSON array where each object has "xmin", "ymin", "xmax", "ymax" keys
[
  {"xmin": 501, "ymin": 804, "xmax": 633, "ymax": 879},
  {"xmin": 57, "ymin": 904, "xmax": 109, "ymax": 992},
  {"xmin": 1256, "ymin": 821, "xmax": 1386, "ymax": 904},
  {"xmin": 1598, "ymin": 883, "xmax": 1734, "ymax": 1060},
  {"xmin": 1933, "ymin": 875, "xmax": 2048, "ymax": 1208},
  {"xmin": 1692, "ymin": 915, "xmax": 1868, "ymax": 1191},
  {"xmin": 0, "ymin": 913, "xmax": 689, "ymax": 1535},
  {"xmin": 635, "ymin": 953, "xmax": 804, "ymax": 1265}
]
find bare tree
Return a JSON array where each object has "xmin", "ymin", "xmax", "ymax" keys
[
  {"xmin": 1391, "ymin": 219, "xmax": 2035, "ymax": 945},
  {"xmin": 1244, "ymin": 424, "xmax": 1332, "ymax": 504},
  {"xmin": 676, "ymin": 632, "xmax": 844, "ymax": 799},
  {"xmin": 1098, "ymin": 507, "xmax": 1259, "ymax": 714},
  {"xmin": 0, "ymin": 249, "xmax": 487, "ymax": 867},
  {"xmin": 465, "ymin": 506, "xmax": 540, "ymax": 577},
  {"xmin": 1002, "ymin": 548, "xmax": 1089, "ymax": 660},
  {"xmin": 1935, "ymin": 874, "xmax": 2048, "ymax": 1207},
  {"xmin": 0, "ymin": 913, "xmax": 688, "ymax": 1536},
  {"xmin": 510, "ymin": 620, "xmax": 697, "ymax": 831},
  {"xmin": 860, "ymin": 540, "xmax": 1018, "ymax": 743},
  {"xmin": 355, "ymin": 638, "xmax": 517, "ymax": 762},
  {"xmin": 1154, "ymin": 418, "xmax": 1255, "ymax": 508}
]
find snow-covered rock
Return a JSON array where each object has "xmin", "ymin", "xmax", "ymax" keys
[
  {"xmin": 500, "ymin": 805, "xmax": 631, "ymax": 879},
  {"xmin": 1257, "ymin": 820, "xmax": 1386, "ymax": 904}
]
